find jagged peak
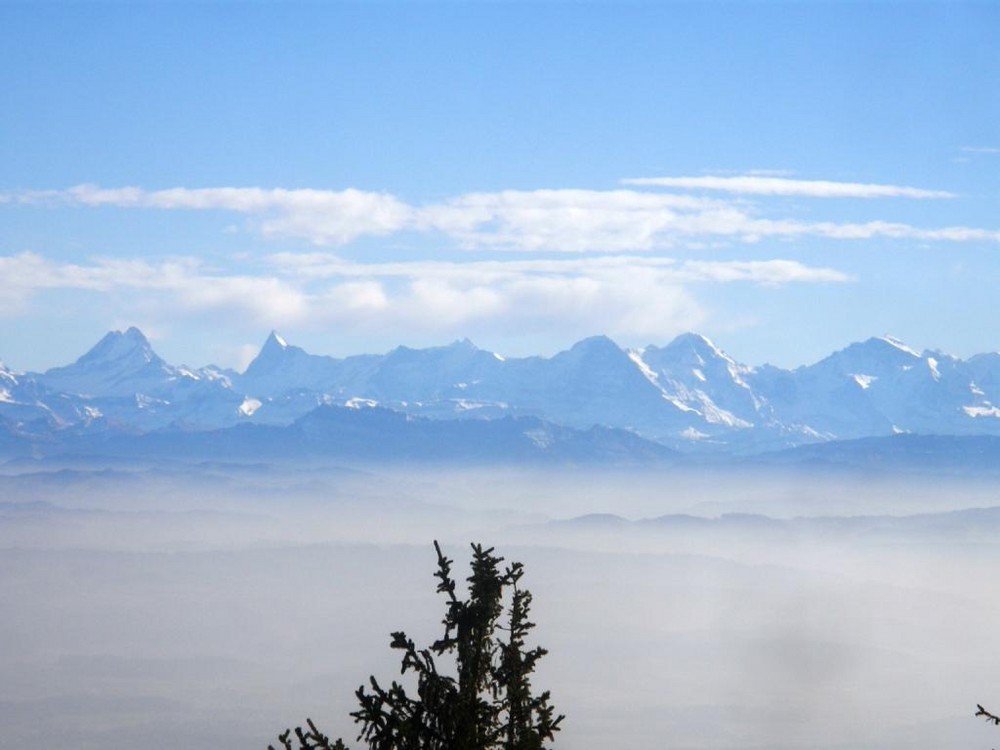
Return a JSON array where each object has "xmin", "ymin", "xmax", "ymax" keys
[
  {"xmin": 823, "ymin": 335, "xmax": 918, "ymax": 357},
  {"xmin": 75, "ymin": 327, "xmax": 159, "ymax": 367},
  {"xmin": 643, "ymin": 333, "xmax": 737, "ymax": 371},
  {"xmin": 873, "ymin": 335, "xmax": 920, "ymax": 358},
  {"xmin": 921, "ymin": 348, "xmax": 960, "ymax": 363},
  {"xmin": 264, "ymin": 330, "xmax": 289, "ymax": 350},
  {"xmin": 804, "ymin": 335, "xmax": 924, "ymax": 376},
  {"xmin": 663, "ymin": 332, "xmax": 729, "ymax": 359},
  {"xmin": 554, "ymin": 336, "xmax": 633, "ymax": 371},
  {"xmin": 669, "ymin": 331, "xmax": 716, "ymax": 348},
  {"xmin": 969, "ymin": 351, "xmax": 1000, "ymax": 364},
  {"xmin": 244, "ymin": 330, "xmax": 311, "ymax": 376},
  {"xmin": 568, "ymin": 334, "xmax": 621, "ymax": 353},
  {"xmin": 0, "ymin": 360, "xmax": 17, "ymax": 383},
  {"xmin": 392, "ymin": 338, "xmax": 482, "ymax": 355}
]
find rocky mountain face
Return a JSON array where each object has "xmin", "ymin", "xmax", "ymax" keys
[{"xmin": 3, "ymin": 327, "xmax": 1000, "ymax": 456}]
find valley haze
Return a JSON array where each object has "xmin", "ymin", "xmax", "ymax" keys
[{"xmin": 2, "ymin": 461, "xmax": 1000, "ymax": 750}]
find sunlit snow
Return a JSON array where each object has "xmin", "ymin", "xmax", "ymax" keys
[
  {"xmin": 963, "ymin": 405, "xmax": 1000, "ymax": 418},
  {"xmin": 238, "ymin": 397, "xmax": 262, "ymax": 417},
  {"xmin": 852, "ymin": 373, "xmax": 876, "ymax": 389}
]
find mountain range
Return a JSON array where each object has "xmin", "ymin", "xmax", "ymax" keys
[{"xmin": 3, "ymin": 327, "xmax": 1000, "ymax": 462}]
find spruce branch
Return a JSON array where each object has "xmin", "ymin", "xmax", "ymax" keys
[{"xmin": 977, "ymin": 704, "xmax": 1000, "ymax": 725}]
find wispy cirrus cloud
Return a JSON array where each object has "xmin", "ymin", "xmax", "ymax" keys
[
  {"xmin": 418, "ymin": 189, "xmax": 731, "ymax": 252},
  {"xmin": 18, "ymin": 184, "xmax": 413, "ymax": 245},
  {"xmin": 266, "ymin": 252, "xmax": 850, "ymax": 285},
  {"xmin": 621, "ymin": 175, "xmax": 956, "ymax": 199},
  {"xmin": 10, "ymin": 179, "xmax": 998, "ymax": 252}
]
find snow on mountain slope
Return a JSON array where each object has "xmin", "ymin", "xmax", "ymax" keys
[
  {"xmin": 241, "ymin": 331, "xmax": 338, "ymax": 394},
  {"xmin": 812, "ymin": 336, "xmax": 923, "ymax": 379},
  {"xmin": 7, "ymin": 328, "xmax": 1000, "ymax": 454},
  {"xmin": 38, "ymin": 327, "xmax": 189, "ymax": 398},
  {"xmin": 966, "ymin": 352, "xmax": 1000, "ymax": 407},
  {"xmin": 0, "ymin": 360, "xmax": 96, "ymax": 429},
  {"xmin": 453, "ymin": 335, "xmax": 703, "ymax": 441},
  {"xmin": 639, "ymin": 333, "xmax": 760, "ymax": 429},
  {"xmin": 29, "ymin": 328, "xmax": 247, "ymax": 430},
  {"xmin": 364, "ymin": 339, "xmax": 505, "ymax": 405},
  {"xmin": 0, "ymin": 360, "xmax": 15, "ymax": 386},
  {"xmin": 868, "ymin": 350, "xmax": 1000, "ymax": 434},
  {"xmin": 748, "ymin": 337, "xmax": 919, "ymax": 439},
  {"xmin": 743, "ymin": 337, "xmax": 1000, "ymax": 441}
]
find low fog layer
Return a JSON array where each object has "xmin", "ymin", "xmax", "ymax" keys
[{"xmin": 1, "ymin": 461, "xmax": 999, "ymax": 750}]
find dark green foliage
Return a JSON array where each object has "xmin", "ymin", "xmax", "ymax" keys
[
  {"xmin": 274, "ymin": 541, "xmax": 563, "ymax": 750},
  {"xmin": 271, "ymin": 719, "xmax": 349, "ymax": 750}
]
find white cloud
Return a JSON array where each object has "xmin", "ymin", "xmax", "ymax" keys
[
  {"xmin": 10, "ymin": 180, "xmax": 998, "ymax": 252},
  {"xmin": 960, "ymin": 146, "xmax": 1000, "ymax": 155},
  {"xmin": 301, "ymin": 265, "xmax": 706, "ymax": 342},
  {"xmin": 418, "ymin": 189, "xmax": 724, "ymax": 252},
  {"xmin": 0, "ymin": 251, "xmax": 848, "ymax": 347},
  {"xmin": 0, "ymin": 252, "xmax": 307, "ymax": 325},
  {"xmin": 265, "ymin": 252, "xmax": 851, "ymax": 286},
  {"xmin": 621, "ymin": 175, "xmax": 956, "ymax": 199},
  {"xmin": 675, "ymin": 259, "xmax": 851, "ymax": 284},
  {"xmin": 20, "ymin": 185, "xmax": 413, "ymax": 246},
  {"xmin": 739, "ymin": 218, "xmax": 1000, "ymax": 243},
  {"xmin": 259, "ymin": 253, "xmax": 848, "ymax": 340}
]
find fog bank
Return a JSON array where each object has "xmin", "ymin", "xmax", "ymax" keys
[{"xmin": 2, "ymin": 462, "xmax": 998, "ymax": 749}]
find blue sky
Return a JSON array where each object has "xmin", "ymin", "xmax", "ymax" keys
[{"xmin": 2, "ymin": 1, "xmax": 998, "ymax": 372}]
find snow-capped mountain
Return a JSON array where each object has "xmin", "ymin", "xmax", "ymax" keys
[
  {"xmin": 239, "ymin": 331, "xmax": 357, "ymax": 396},
  {"xmin": 640, "ymin": 333, "xmax": 761, "ymax": 431},
  {"xmin": 4, "ymin": 327, "xmax": 1000, "ymax": 457},
  {"xmin": 37, "ymin": 327, "xmax": 182, "ymax": 397},
  {"xmin": 448, "ymin": 335, "xmax": 703, "ymax": 440},
  {"xmin": 748, "ymin": 336, "xmax": 1000, "ymax": 439},
  {"xmin": 29, "ymin": 327, "xmax": 245, "ymax": 431}
]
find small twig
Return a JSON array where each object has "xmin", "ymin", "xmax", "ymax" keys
[{"xmin": 976, "ymin": 703, "xmax": 1000, "ymax": 725}]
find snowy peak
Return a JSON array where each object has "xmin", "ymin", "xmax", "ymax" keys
[
  {"xmin": 641, "ymin": 332, "xmax": 750, "ymax": 391},
  {"xmin": 244, "ymin": 331, "xmax": 302, "ymax": 375},
  {"xmin": 385, "ymin": 337, "xmax": 483, "ymax": 361},
  {"xmin": 243, "ymin": 331, "xmax": 293, "ymax": 371},
  {"xmin": 547, "ymin": 335, "xmax": 656, "ymax": 387},
  {"xmin": 264, "ymin": 330, "xmax": 288, "ymax": 351},
  {"xmin": 10, "ymin": 330, "xmax": 1000, "ymax": 455},
  {"xmin": 878, "ymin": 335, "xmax": 920, "ymax": 357},
  {"xmin": 367, "ymin": 338, "xmax": 501, "ymax": 402},
  {"xmin": 810, "ymin": 335, "xmax": 922, "ymax": 379},
  {"xmin": 640, "ymin": 332, "xmax": 759, "ymax": 430},
  {"xmin": 648, "ymin": 332, "xmax": 738, "ymax": 370},
  {"xmin": 240, "ymin": 331, "xmax": 343, "ymax": 395},
  {"xmin": 533, "ymin": 335, "xmax": 699, "ymax": 435},
  {"xmin": 0, "ymin": 361, "xmax": 16, "ymax": 386},
  {"xmin": 37, "ymin": 327, "xmax": 181, "ymax": 397},
  {"xmin": 557, "ymin": 335, "xmax": 627, "ymax": 367},
  {"xmin": 664, "ymin": 332, "xmax": 725, "ymax": 359},
  {"xmin": 76, "ymin": 326, "xmax": 162, "ymax": 369},
  {"xmin": 569, "ymin": 334, "xmax": 620, "ymax": 353}
]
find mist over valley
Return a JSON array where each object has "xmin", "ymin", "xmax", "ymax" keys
[{"xmin": 2, "ymin": 459, "xmax": 999, "ymax": 749}]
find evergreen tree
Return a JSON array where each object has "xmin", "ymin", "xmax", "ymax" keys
[{"xmin": 273, "ymin": 542, "xmax": 563, "ymax": 750}]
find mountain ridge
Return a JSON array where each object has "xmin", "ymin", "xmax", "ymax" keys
[{"xmin": 4, "ymin": 327, "xmax": 1000, "ymax": 457}]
